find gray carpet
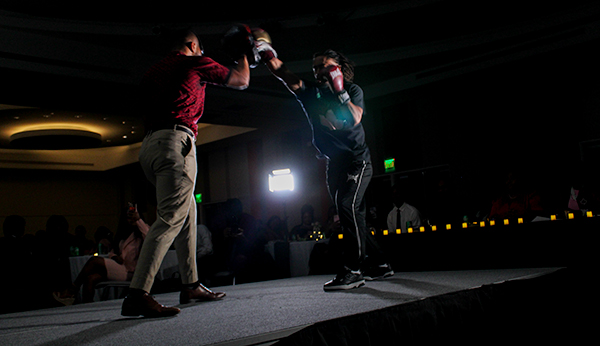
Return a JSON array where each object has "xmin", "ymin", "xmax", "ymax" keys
[{"xmin": 0, "ymin": 268, "xmax": 561, "ymax": 346}]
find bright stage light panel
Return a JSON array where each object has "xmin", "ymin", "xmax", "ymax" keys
[{"xmin": 269, "ymin": 168, "xmax": 294, "ymax": 192}]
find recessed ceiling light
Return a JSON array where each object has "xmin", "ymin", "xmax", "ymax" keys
[{"xmin": 10, "ymin": 129, "xmax": 102, "ymax": 149}]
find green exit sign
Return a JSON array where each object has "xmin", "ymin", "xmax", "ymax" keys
[{"xmin": 384, "ymin": 158, "xmax": 395, "ymax": 173}]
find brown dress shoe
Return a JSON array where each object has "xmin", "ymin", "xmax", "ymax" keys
[
  {"xmin": 121, "ymin": 292, "xmax": 180, "ymax": 318},
  {"xmin": 180, "ymin": 283, "xmax": 226, "ymax": 304}
]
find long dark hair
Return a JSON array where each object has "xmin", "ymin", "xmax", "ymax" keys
[{"xmin": 313, "ymin": 49, "xmax": 355, "ymax": 83}]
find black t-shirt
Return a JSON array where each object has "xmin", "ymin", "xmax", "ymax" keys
[{"xmin": 296, "ymin": 80, "xmax": 371, "ymax": 164}]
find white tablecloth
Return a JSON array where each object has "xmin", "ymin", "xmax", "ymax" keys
[{"xmin": 69, "ymin": 249, "xmax": 179, "ymax": 283}]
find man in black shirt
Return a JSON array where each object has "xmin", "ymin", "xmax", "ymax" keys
[{"xmin": 258, "ymin": 35, "xmax": 393, "ymax": 290}]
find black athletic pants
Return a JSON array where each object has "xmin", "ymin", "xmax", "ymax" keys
[{"xmin": 326, "ymin": 160, "xmax": 386, "ymax": 272}]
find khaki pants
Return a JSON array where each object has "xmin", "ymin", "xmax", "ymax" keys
[{"xmin": 130, "ymin": 129, "xmax": 198, "ymax": 293}]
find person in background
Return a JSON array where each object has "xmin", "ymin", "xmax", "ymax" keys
[
  {"xmin": 258, "ymin": 32, "xmax": 393, "ymax": 290},
  {"xmin": 94, "ymin": 226, "xmax": 114, "ymax": 255},
  {"xmin": 195, "ymin": 223, "xmax": 214, "ymax": 285},
  {"xmin": 44, "ymin": 215, "xmax": 77, "ymax": 306},
  {"xmin": 290, "ymin": 204, "xmax": 315, "ymax": 241},
  {"xmin": 0, "ymin": 215, "xmax": 36, "ymax": 313},
  {"xmin": 70, "ymin": 205, "xmax": 149, "ymax": 303},
  {"xmin": 387, "ymin": 184, "xmax": 422, "ymax": 234},
  {"xmin": 565, "ymin": 164, "xmax": 599, "ymax": 216},
  {"xmin": 263, "ymin": 215, "xmax": 287, "ymax": 242},
  {"xmin": 73, "ymin": 225, "xmax": 96, "ymax": 255},
  {"xmin": 488, "ymin": 170, "xmax": 543, "ymax": 222},
  {"xmin": 323, "ymin": 205, "xmax": 341, "ymax": 239}
]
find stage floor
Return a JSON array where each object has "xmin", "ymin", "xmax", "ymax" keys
[{"xmin": 0, "ymin": 267, "xmax": 566, "ymax": 346}]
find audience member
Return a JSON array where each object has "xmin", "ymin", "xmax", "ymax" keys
[
  {"xmin": 46, "ymin": 214, "xmax": 75, "ymax": 255},
  {"xmin": 42, "ymin": 215, "xmax": 77, "ymax": 306},
  {"xmin": 426, "ymin": 175, "xmax": 459, "ymax": 225},
  {"xmin": 196, "ymin": 224, "xmax": 214, "ymax": 260},
  {"xmin": 1, "ymin": 214, "xmax": 26, "ymax": 240},
  {"xmin": 0, "ymin": 215, "xmax": 36, "ymax": 314},
  {"xmin": 322, "ymin": 205, "xmax": 341, "ymax": 239},
  {"xmin": 0, "ymin": 215, "xmax": 29, "ymax": 261},
  {"xmin": 566, "ymin": 165, "xmax": 599, "ymax": 216},
  {"xmin": 308, "ymin": 206, "xmax": 342, "ymax": 275},
  {"xmin": 290, "ymin": 204, "xmax": 315, "ymax": 240},
  {"xmin": 367, "ymin": 206, "xmax": 385, "ymax": 233},
  {"xmin": 73, "ymin": 225, "xmax": 96, "ymax": 255},
  {"xmin": 196, "ymin": 224, "xmax": 214, "ymax": 284},
  {"xmin": 387, "ymin": 185, "xmax": 422, "ymax": 233},
  {"xmin": 263, "ymin": 215, "xmax": 287, "ymax": 242},
  {"xmin": 94, "ymin": 226, "xmax": 114, "ymax": 255},
  {"xmin": 70, "ymin": 206, "xmax": 149, "ymax": 303},
  {"xmin": 210, "ymin": 198, "xmax": 260, "ymax": 278},
  {"xmin": 488, "ymin": 170, "xmax": 544, "ymax": 222}
]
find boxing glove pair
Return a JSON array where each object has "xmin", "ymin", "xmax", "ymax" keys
[{"xmin": 221, "ymin": 24, "xmax": 278, "ymax": 69}]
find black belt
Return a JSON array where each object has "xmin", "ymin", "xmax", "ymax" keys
[{"xmin": 147, "ymin": 124, "xmax": 195, "ymax": 140}]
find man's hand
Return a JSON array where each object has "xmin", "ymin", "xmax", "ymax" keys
[
  {"xmin": 127, "ymin": 204, "xmax": 140, "ymax": 225},
  {"xmin": 255, "ymin": 40, "xmax": 277, "ymax": 62},
  {"xmin": 252, "ymin": 28, "xmax": 277, "ymax": 62},
  {"xmin": 221, "ymin": 24, "xmax": 259, "ymax": 67}
]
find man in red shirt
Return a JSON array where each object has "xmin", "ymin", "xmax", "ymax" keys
[{"xmin": 121, "ymin": 28, "xmax": 251, "ymax": 318}]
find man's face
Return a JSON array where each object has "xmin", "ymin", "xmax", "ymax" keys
[{"xmin": 312, "ymin": 56, "xmax": 339, "ymax": 83}]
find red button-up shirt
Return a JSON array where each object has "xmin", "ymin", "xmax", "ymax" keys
[{"xmin": 141, "ymin": 52, "xmax": 231, "ymax": 136}]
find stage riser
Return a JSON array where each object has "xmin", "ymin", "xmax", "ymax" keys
[{"xmin": 276, "ymin": 268, "xmax": 572, "ymax": 345}]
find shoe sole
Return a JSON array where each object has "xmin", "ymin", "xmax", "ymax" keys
[
  {"xmin": 179, "ymin": 298, "xmax": 224, "ymax": 304},
  {"xmin": 121, "ymin": 309, "xmax": 142, "ymax": 317},
  {"xmin": 323, "ymin": 279, "xmax": 365, "ymax": 291},
  {"xmin": 121, "ymin": 308, "xmax": 180, "ymax": 318},
  {"xmin": 363, "ymin": 271, "xmax": 394, "ymax": 281},
  {"xmin": 180, "ymin": 293, "xmax": 226, "ymax": 304},
  {"xmin": 121, "ymin": 304, "xmax": 180, "ymax": 318}
]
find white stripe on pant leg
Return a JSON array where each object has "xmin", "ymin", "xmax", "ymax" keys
[{"xmin": 351, "ymin": 161, "xmax": 367, "ymax": 263}]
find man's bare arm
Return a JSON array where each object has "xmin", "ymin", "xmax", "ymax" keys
[{"xmin": 225, "ymin": 56, "xmax": 250, "ymax": 90}]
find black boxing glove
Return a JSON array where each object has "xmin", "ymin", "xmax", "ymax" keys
[{"xmin": 221, "ymin": 24, "xmax": 260, "ymax": 68}]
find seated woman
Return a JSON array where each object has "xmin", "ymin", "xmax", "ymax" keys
[
  {"xmin": 71, "ymin": 205, "xmax": 148, "ymax": 303},
  {"xmin": 488, "ymin": 170, "xmax": 543, "ymax": 222}
]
